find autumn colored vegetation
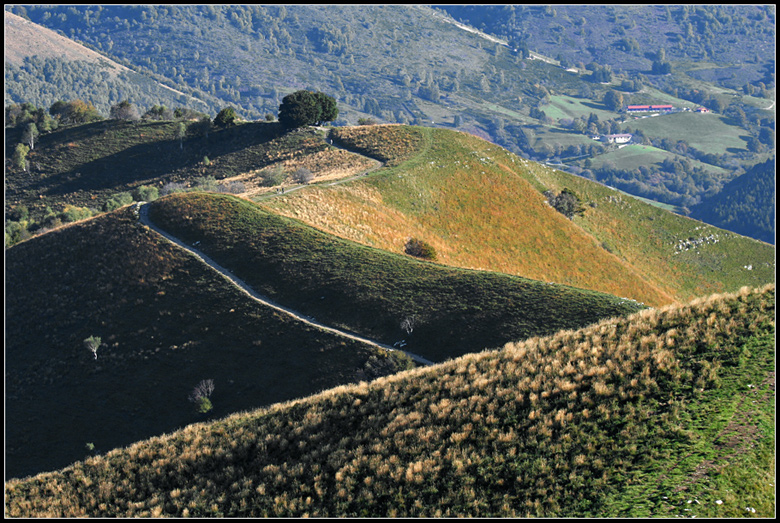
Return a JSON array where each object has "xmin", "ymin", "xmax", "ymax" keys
[
  {"xmin": 263, "ymin": 125, "xmax": 774, "ymax": 306},
  {"xmin": 148, "ymin": 192, "xmax": 644, "ymax": 362},
  {"xmin": 6, "ymin": 284, "xmax": 774, "ymax": 517}
]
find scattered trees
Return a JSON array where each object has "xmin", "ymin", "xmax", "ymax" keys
[
  {"xmin": 109, "ymin": 100, "xmax": 141, "ymax": 121},
  {"xmin": 12, "ymin": 144, "xmax": 30, "ymax": 172},
  {"xmin": 143, "ymin": 105, "xmax": 174, "ymax": 121},
  {"xmin": 49, "ymin": 99, "xmax": 103, "ymax": 125},
  {"xmin": 544, "ymin": 188, "xmax": 585, "ymax": 219},
  {"xmin": 603, "ymin": 90, "xmax": 624, "ymax": 111},
  {"xmin": 213, "ymin": 106, "xmax": 238, "ymax": 127},
  {"xmin": 22, "ymin": 123, "xmax": 39, "ymax": 150}
]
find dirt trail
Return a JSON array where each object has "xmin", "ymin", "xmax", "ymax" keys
[{"xmin": 137, "ymin": 202, "xmax": 435, "ymax": 366}]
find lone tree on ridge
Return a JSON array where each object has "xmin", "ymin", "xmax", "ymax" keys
[{"xmin": 278, "ymin": 90, "xmax": 339, "ymax": 129}]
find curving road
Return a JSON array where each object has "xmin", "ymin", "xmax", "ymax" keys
[{"xmin": 137, "ymin": 202, "xmax": 435, "ymax": 366}]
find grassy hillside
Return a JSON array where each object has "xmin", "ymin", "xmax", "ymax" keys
[
  {"xmin": 262, "ymin": 125, "xmax": 774, "ymax": 305},
  {"xmin": 5, "ymin": 205, "xmax": 413, "ymax": 479},
  {"xmin": 4, "ymin": 119, "xmax": 370, "ymax": 240},
  {"xmin": 534, "ymin": 163, "xmax": 775, "ymax": 302},
  {"xmin": 6, "ymin": 284, "xmax": 774, "ymax": 517},
  {"xmin": 148, "ymin": 191, "xmax": 645, "ymax": 362}
]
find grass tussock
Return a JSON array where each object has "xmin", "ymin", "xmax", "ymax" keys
[{"xmin": 6, "ymin": 284, "xmax": 774, "ymax": 517}]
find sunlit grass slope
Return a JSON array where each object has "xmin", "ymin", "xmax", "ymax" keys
[
  {"xmin": 6, "ymin": 285, "xmax": 774, "ymax": 517},
  {"xmin": 261, "ymin": 125, "xmax": 774, "ymax": 305},
  {"xmin": 5, "ymin": 205, "xmax": 411, "ymax": 480},
  {"xmin": 533, "ymin": 164, "xmax": 775, "ymax": 302},
  {"xmin": 148, "ymin": 192, "xmax": 645, "ymax": 363}
]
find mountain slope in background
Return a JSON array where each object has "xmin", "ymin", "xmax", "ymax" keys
[
  {"xmin": 690, "ymin": 158, "xmax": 776, "ymax": 245},
  {"xmin": 5, "ymin": 4, "xmax": 775, "ymax": 237},
  {"xmin": 4, "ymin": 11, "xmax": 213, "ymax": 115}
]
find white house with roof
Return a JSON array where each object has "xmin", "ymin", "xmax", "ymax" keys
[{"xmin": 602, "ymin": 133, "xmax": 632, "ymax": 144}]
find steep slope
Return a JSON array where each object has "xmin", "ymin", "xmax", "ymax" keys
[
  {"xmin": 6, "ymin": 285, "xmax": 774, "ymax": 517},
  {"xmin": 148, "ymin": 191, "xmax": 645, "ymax": 362},
  {"xmin": 690, "ymin": 158, "xmax": 775, "ymax": 245},
  {"xmin": 262, "ymin": 125, "xmax": 774, "ymax": 305},
  {"xmin": 4, "ymin": 11, "xmax": 212, "ymax": 115},
  {"xmin": 5, "ymin": 205, "xmax": 412, "ymax": 479}
]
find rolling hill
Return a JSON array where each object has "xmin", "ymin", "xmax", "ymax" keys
[
  {"xmin": 4, "ymin": 204, "xmax": 415, "ymax": 479},
  {"xmin": 260, "ymin": 125, "xmax": 775, "ymax": 306},
  {"xmin": 6, "ymin": 189, "xmax": 647, "ymax": 479},
  {"xmin": 6, "ymin": 284, "xmax": 774, "ymax": 517}
]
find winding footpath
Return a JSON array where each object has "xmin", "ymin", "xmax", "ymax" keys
[{"xmin": 137, "ymin": 202, "xmax": 435, "ymax": 367}]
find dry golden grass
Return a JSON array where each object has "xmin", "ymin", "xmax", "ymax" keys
[
  {"xmin": 265, "ymin": 127, "xmax": 675, "ymax": 306},
  {"xmin": 6, "ymin": 284, "xmax": 774, "ymax": 517}
]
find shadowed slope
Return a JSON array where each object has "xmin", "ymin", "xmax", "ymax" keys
[
  {"xmin": 6, "ymin": 285, "xmax": 774, "ymax": 517},
  {"xmin": 148, "ymin": 191, "xmax": 646, "ymax": 362},
  {"xmin": 5, "ymin": 206, "xmax": 409, "ymax": 479}
]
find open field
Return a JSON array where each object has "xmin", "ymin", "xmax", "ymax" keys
[
  {"xmin": 588, "ymin": 144, "xmax": 729, "ymax": 176},
  {"xmin": 546, "ymin": 94, "xmax": 618, "ymax": 122},
  {"xmin": 622, "ymin": 112, "xmax": 749, "ymax": 155}
]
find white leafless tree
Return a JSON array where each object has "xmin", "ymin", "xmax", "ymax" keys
[
  {"xmin": 188, "ymin": 379, "xmax": 215, "ymax": 403},
  {"xmin": 400, "ymin": 316, "xmax": 417, "ymax": 335},
  {"xmin": 84, "ymin": 336, "xmax": 101, "ymax": 360}
]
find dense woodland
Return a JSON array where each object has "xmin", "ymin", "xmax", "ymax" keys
[{"xmin": 690, "ymin": 158, "xmax": 775, "ymax": 244}]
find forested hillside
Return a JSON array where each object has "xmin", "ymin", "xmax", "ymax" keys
[
  {"xmin": 690, "ymin": 158, "xmax": 776, "ymax": 244},
  {"xmin": 4, "ymin": 11, "xmax": 218, "ymax": 116},
  {"xmin": 4, "ymin": 4, "xmax": 775, "ymax": 242}
]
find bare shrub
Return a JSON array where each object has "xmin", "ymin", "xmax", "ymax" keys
[
  {"xmin": 188, "ymin": 379, "xmax": 215, "ymax": 413},
  {"xmin": 188, "ymin": 379, "xmax": 215, "ymax": 403},
  {"xmin": 404, "ymin": 238, "xmax": 437, "ymax": 260},
  {"xmin": 293, "ymin": 167, "xmax": 314, "ymax": 184},
  {"xmin": 400, "ymin": 316, "xmax": 418, "ymax": 335},
  {"xmin": 84, "ymin": 336, "xmax": 101, "ymax": 360}
]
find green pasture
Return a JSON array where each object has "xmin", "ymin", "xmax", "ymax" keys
[
  {"xmin": 588, "ymin": 144, "xmax": 729, "ymax": 175},
  {"xmin": 546, "ymin": 94, "xmax": 619, "ymax": 121},
  {"xmin": 622, "ymin": 112, "xmax": 749, "ymax": 154}
]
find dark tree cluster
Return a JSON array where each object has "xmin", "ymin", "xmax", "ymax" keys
[
  {"xmin": 544, "ymin": 188, "xmax": 585, "ymax": 219},
  {"xmin": 278, "ymin": 90, "xmax": 338, "ymax": 130}
]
